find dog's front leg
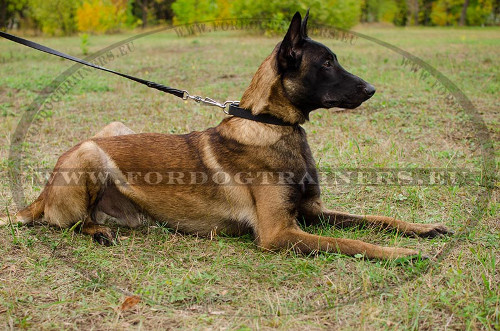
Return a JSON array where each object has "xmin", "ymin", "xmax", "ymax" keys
[
  {"xmin": 253, "ymin": 189, "xmax": 419, "ymax": 260},
  {"xmin": 260, "ymin": 226, "xmax": 420, "ymax": 260},
  {"xmin": 299, "ymin": 198, "xmax": 452, "ymax": 238}
]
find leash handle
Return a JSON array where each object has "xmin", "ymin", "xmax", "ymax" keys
[{"xmin": 0, "ymin": 31, "xmax": 185, "ymax": 98}]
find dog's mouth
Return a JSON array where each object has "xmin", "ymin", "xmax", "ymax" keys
[
  {"xmin": 339, "ymin": 102, "xmax": 363, "ymax": 109},
  {"xmin": 324, "ymin": 100, "xmax": 363, "ymax": 110}
]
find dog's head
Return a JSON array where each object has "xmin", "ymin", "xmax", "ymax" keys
[{"xmin": 277, "ymin": 11, "xmax": 375, "ymax": 116}]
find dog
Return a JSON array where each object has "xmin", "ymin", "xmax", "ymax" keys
[{"xmin": 1, "ymin": 11, "xmax": 451, "ymax": 259}]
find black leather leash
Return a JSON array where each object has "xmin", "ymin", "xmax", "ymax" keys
[{"xmin": 0, "ymin": 31, "xmax": 293, "ymax": 126}]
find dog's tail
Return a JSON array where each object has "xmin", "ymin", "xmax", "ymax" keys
[{"xmin": 1, "ymin": 189, "xmax": 46, "ymax": 226}]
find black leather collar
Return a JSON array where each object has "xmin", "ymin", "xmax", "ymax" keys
[{"xmin": 227, "ymin": 103, "xmax": 296, "ymax": 126}]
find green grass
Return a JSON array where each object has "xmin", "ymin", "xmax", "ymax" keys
[{"xmin": 0, "ymin": 26, "xmax": 499, "ymax": 329}]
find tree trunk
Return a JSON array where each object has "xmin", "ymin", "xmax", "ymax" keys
[
  {"xmin": 413, "ymin": 0, "xmax": 419, "ymax": 25},
  {"xmin": 137, "ymin": 0, "xmax": 148, "ymax": 28},
  {"xmin": 142, "ymin": 8, "xmax": 147, "ymax": 28},
  {"xmin": 459, "ymin": 0, "xmax": 470, "ymax": 26},
  {"xmin": 0, "ymin": 0, "xmax": 7, "ymax": 30}
]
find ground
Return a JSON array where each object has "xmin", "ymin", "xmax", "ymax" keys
[{"xmin": 0, "ymin": 25, "xmax": 498, "ymax": 330}]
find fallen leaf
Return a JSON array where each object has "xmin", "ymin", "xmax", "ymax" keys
[{"xmin": 120, "ymin": 296, "xmax": 141, "ymax": 311}]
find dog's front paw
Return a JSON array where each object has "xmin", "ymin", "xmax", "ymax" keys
[
  {"xmin": 407, "ymin": 223, "xmax": 453, "ymax": 238},
  {"xmin": 385, "ymin": 247, "xmax": 429, "ymax": 260}
]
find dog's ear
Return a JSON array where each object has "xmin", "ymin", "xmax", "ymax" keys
[
  {"xmin": 301, "ymin": 9, "xmax": 309, "ymax": 38},
  {"xmin": 278, "ymin": 12, "xmax": 304, "ymax": 71}
]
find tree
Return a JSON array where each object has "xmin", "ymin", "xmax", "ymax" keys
[
  {"xmin": 226, "ymin": 0, "xmax": 362, "ymax": 30},
  {"xmin": 393, "ymin": 0, "xmax": 408, "ymax": 26},
  {"xmin": 466, "ymin": 0, "xmax": 494, "ymax": 25},
  {"xmin": 135, "ymin": 0, "xmax": 152, "ymax": 28},
  {"xmin": 418, "ymin": 0, "xmax": 434, "ymax": 25},
  {"xmin": 361, "ymin": 0, "xmax": 402, "ymax": 24},
  {"xmin": 0, "ymin": 0, "xmax": 28, "ymax": 30},
  {"xmin": 409, "ymin": 0, "xmax": 419, "ymax": 24},
  {"xmin": 430, "ymin": 0, "xmax": 463, "ymax": 26},
  {"xmin": 493, "ymin": 0, "xmax": 500, "ymax": 23},
  {"xmin": 309, "ymin": 0, "xmax": 362, "ymax": 29},
  {"xmin": 131, "ymin": 0, "xmax": 175, "ymax": 28},
  {"xmin": 171, "ymin": 0, "xmax": 221, "ymax": 24},
  {"xmin": 28, "ymin": 0, "xmax": 81, "ymax": 35},
  {"xmin": 152, "ymin": 0, "xmax": 176, "ymax": 23},
  {"xmin": 76, "ymin": 0, "xmax": 128, "ymax": 33},
  {"xmin": 459, "ymin": 0, "xmax": 470, "ymax": 25}
]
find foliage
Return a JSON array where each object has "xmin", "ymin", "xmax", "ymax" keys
[
  {"xmin": 125, "ymin": 0, "xmax": 146, "ymax": 27},
  {"xmin": 172, "ymin": 0, "xmax": 362, "ymax": 30},
  {"xmin": 76, "ymin": 0, "xmax": 128, "ymax": 33},
  {"xmin": 466, "ymin": 0, "xmax": 494, "ymax": 25},
  {"xmin": 0, "ymin": 0, "xmax": 29, "ymax": 29},
  {"xmin": 308, "ymin": 0, "xmax": 362, "ymax": 30},
  {"xmin": 362, "ymin": 0, "xmax": 399, "ymax": 23},
  {"xmin": 171, "ymin": 0, "xmax": 233, "ymax": 24},
  {"xmin": 227, "ymin": 0, "xmax": 299, "ymax": 33},
  {"xmin": 80, "ymin": 33, "xmax": 89, "ymax": 55},
  {"xmin": 171, "ymin": 0, "xmax": 216, "ymax": 24},
  {"xmin": 229, "ymin": 0, "xmax": 301, "ymax": 20},
  {"xmin": 28, "ymin": 0, "xmax": 81, "ymax": 35},
  {"xmin": 418, "ymin": 0, "xmax": 435, "ymax": 25},
  {"xmin": 393, "ymin": 0, "xmax": 408, "ymax": 26},
  {"xmin": 430, "ymin": 0, "xmax": 463, "ymax": 26},
  {"xmin": 131, "ymin": 0, "xmax": 176, "ymax": 27},
  {"xmin": 1, "ymin": 0, "xmax": 499, "ymax": 36}
]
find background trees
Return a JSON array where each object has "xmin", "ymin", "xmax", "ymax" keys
[{"xmin": 0, "ymin": 0, "xmax": 498, "ymax": 35}]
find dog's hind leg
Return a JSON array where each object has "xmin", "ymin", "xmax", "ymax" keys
[
  {"xmin": 5, "ymin": 141, "xmax": 116, "ymax": 235},
  {"xmin": 0, "ymin": 190, "xmax": 46, "ymax": 226},
  {"xmin": 78, "ymin": 216, "xmax": 117, "ymax": 246},
  {"xmin": 89, "ymin": 122, "xmax": 136, "ymax": 223},
  {"xmin": 44, "ymin": 177, "xmax": 118, "ymax": 246},
  {"xmin": 1, "ymin": 179, "xmax": 53, "ymax": 226},
  {"xmin": 1, "ymin": 123, "xmax": 132, "ymax": 227},
  {"xmin": 92, "ymin": 121, "xmax": 135, "ymax": 138},
  {"xmin": 0, "ymin": 174, "xmax": 89, "ymax": 229}
]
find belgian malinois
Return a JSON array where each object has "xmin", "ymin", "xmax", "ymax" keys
[{"xmin": 2, "ymin": 12, "xmax": 451, "ymax": 259}]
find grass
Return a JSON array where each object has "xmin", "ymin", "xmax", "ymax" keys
[{"xmin": 0, "ymin": 25, "xmax": 499, "ymax": 329}]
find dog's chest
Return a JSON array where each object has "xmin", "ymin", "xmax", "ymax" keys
[{"xmin": 268, "ymin": 130, "xmax": 320, "ymax": 202}]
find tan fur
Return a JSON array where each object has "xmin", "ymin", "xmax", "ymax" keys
[
  {"xmin": 240, "ymin": 48, "xmax": 306, "ymax": 125},
  {"xmin": 6, "ymin": 39, "xmax": 451, "ymax": 260},
  {"xmin": 92, "ymin": 121, "xmax": 135, "ymax": 138}
]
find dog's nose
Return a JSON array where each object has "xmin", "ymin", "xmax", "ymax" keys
[{"xmin": 363, "ymin": 84, "xmax": 376, "ymax": 97}]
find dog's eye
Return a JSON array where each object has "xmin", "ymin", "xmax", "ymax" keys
[{"xmin": 323, "ymin": 60, "xmax": 332, "ymax": 68}]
